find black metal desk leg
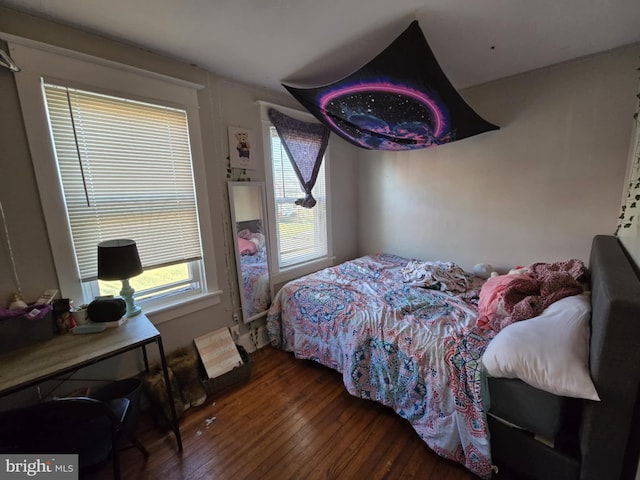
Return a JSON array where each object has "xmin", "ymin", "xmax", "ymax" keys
[
  {"xmin": 156, "ymin": 337, "xmax": 183, "ymax": 451},
  {"xmin": 142, "ymin": 344, "xmax": 150, "ymax": 372}
]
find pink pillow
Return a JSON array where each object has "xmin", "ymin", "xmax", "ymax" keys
[
  {"xmin": 237, "ymin": 237, "xmax": 257, "ymax": 256},
  {"xmin": 477, "ymin": 274, "xmax": 529, "ymax": 329}
]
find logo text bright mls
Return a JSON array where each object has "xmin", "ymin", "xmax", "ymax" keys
[{"xmin": 1, "ymin": 455, "xmax": 77, "ymax": 479}]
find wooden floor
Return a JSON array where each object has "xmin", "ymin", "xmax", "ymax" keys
[{"xmin": 85, "ymin": 347, "xmax": 492, "ymax": 480}]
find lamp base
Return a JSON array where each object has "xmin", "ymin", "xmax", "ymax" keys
[{"xmin": 120, "ymin": 278, "xmax": 142, "ymax": 318}]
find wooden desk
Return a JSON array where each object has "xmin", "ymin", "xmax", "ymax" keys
[{"xmin": 0, "ymin": 313, "xmax": 183, "ymax": 451}]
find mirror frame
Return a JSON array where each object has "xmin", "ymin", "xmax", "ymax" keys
[{"xmin": 227, "ymin": 181, "xmax": 273, "ymax": 324}]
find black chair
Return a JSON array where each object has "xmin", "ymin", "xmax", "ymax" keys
[{"xmin": 0, "ymin": 396, "xmax": 149, "ymax": 479}]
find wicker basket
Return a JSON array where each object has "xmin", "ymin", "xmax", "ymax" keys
[{"xmin": 200, "ymin": 345, "xmax": 253, "ymax": 396}]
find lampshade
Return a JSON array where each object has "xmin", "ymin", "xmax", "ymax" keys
[{"xmin": 97, "ymin": 239, "xmax": 143, "ymax": 280}]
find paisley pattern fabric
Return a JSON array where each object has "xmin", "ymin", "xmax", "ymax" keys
[
  {"xmin": 266, "ymin": 254, "xmax": 495, "ymax": 478},
  {"xmin": 240, "ymin": 247, "xmax": 270, "ymax": 317}
]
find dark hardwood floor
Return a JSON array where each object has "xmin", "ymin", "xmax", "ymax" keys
[{"xmin": 85, "ymin": 346, "xmax": 491, "ymax": 480}]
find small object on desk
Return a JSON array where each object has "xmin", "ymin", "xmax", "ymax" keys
[
  {"xmin": 96, "ymin": 239, "xmax": 143, "ymax": 318},
  {"xmin": 72, "ymin": 324, "xmax": 107, "ymax": 334},
  {"xmin": 71, "ymin": 306, "xmax": 89, "ymax": 325},
  {"xmin": 101, "ymin": 316, "xmax": 128, "ymax": 328},
  {"xmin": 8, "ymin": 293, "xmax": 28, "ymax": 310},
  {"xmin": 25, "ymin": 308, "xmax": 41, "ymax": 319},
  {"xmin": 88, "ymin": 297, "xmax": 126, "ymax": 323},
  {"xmin": 35, "ymin": 289, "xmax": 58, "ymax": 305},
  {"xmin": 53, "ymin": 298, "xmax": 75, "ymax": 334}
]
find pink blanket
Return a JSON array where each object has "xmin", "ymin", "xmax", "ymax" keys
[
  {"xmin": 484, "ymin": 259, "xmax": 586, "ymax": 332},
  {"xmin": 477, "ymin": 273, "xmax": 529, "ymax": 330}
]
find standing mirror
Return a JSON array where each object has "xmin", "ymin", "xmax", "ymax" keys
[{"xmin": 228, "ymin": 182, "xmax": 273, "ymax": 323}]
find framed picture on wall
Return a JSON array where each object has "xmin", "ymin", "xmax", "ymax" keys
[{"xmin": 228, "ymin": 126, "xmax": 257, "ymax": 170}]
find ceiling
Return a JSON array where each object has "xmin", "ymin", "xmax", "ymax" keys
[{"xmin": 2, "ymin": 0, "xmax": 640, "ymax": 94}]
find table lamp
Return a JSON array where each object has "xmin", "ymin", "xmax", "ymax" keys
[{"xmin": 97, "ymin": 239, "xmax": 143, "ymax": 318}]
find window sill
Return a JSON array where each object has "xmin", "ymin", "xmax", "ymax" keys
[
  {"xmin": 143, "ymin": 290, "xmax": 222, "ymax": 325},
  {"xmin": 272, "ymin": 257, "xmax": 335, "ymax": 285}
]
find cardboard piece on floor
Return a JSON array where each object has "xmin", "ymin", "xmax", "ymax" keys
[{"xmin": 194, "ymin": 327, "xmax": 243, "ymax": 379}]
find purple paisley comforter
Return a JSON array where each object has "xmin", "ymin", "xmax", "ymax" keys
[
  {"xmin": 266, "ymin": 254, "xmax": 495, "ymax": 478},
  {"xmin": 241, "ymin": 247, "xmax": 270, "ymax": 317}
]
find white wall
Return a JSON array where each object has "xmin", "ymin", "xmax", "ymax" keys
[{"xmin": 358, "ymin": 45, "xmax": 640, "ymax": 271}]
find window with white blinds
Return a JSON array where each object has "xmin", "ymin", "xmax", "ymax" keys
[
  {"xmin": 269, "ymin": 125, "xmax": 327, "ymax": 268},
  {"xmin": 43, "ymin": 84, "xmax": 203, "ymax": 282}
]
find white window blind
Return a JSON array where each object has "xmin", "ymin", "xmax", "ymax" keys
[
  {"xmin": 43, "ymin": 84, "xmax": 203, "ymax": 282},
  {"xmin": 270, "ymin": 126, "xmax": 327, "ymax": 267}
]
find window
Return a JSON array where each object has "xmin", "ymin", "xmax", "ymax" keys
[
  {"xmin": 260, "ymin": 102, "xmax": 332, "ymax": 279},
  {"xmin": 43, "ymin": 85, "xmax": 204, "ymax": 307},
  {"xmin": 269, "ymin": 125, "xmax": 327, "ymax": 267},
  {"xmin": 10, "ymin": 39, "xmax": 220, "ymax": 319}
]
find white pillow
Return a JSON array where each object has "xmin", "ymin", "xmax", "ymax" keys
[{"xmin": 482, "ymin": 293, "xmax": 600, "ymax": 401}]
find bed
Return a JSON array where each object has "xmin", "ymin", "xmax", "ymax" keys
[
  {"xmin": 236, "ymin": 219, "xmax": 271, "ymax": 318},
  {"xmin": 266, "ymin": 235, "xmax": 640, "ymax": 479}
]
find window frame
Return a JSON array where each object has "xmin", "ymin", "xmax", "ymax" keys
[
  {"xmin": 258, "ymin": 101, "xmax": 334, "ymax": 284},
  {"xmin": 6, "ymin": 36, "xmax": 221, "ymax": 321}
]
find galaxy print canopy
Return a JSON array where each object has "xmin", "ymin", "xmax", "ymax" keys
[{"xmin": 283, "ymin": 21, "xmax": 498, "ymax": 151}]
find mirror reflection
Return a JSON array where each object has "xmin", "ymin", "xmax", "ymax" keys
[{"xmin": 228, "ymin": 182, "xmax": 272, "ymax": 323}]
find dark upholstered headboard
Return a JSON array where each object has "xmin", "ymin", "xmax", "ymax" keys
[{"xmin": 581, "ymin": 235, "xmax": 640, "ymax": 480}]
